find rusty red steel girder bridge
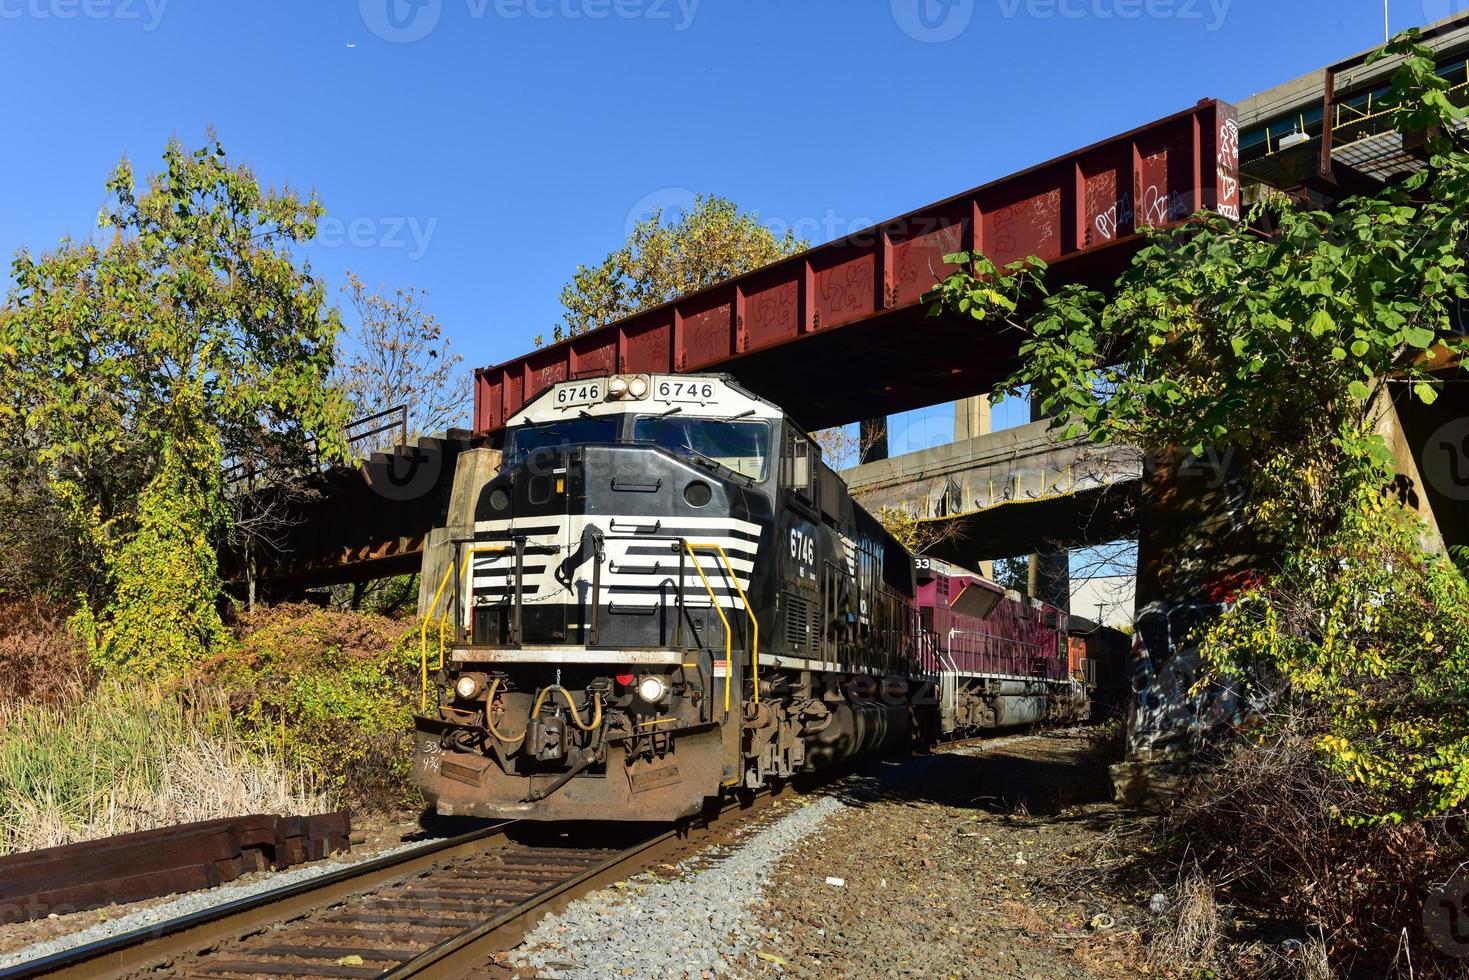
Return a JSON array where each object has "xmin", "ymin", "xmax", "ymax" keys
[{"xmin": 473, "ymin": 100, "xmax": 1240, "ymax": 437}]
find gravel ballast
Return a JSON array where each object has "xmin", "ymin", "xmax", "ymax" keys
[
  {"xmin": 513, "ymin": 795, "xmax": 846, "ymax": 978},
  {"xmin": 512, "ymin": 730, "xmax": 1143, "ymax": 979},
  {"xmin": 735, "ymin": 730, "xmax": 1147, "ymax": 978}
]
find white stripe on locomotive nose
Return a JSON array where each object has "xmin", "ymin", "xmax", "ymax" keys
[
  {"xmin": 468, "ymin": 515, "xmax": 761, "ymax": 611},
  {"xmin": 470, "ymin": 545, "xmax": 758, "ymax": 568},
  {"xmin": 474, "ymin": 516, "xmax": 763, "ymax": 536}
]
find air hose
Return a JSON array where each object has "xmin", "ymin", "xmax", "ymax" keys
[
  {"xmin": 485, "ymin": 677, "xmax": 525, "ymax": 745},
  {"xmin": 533, "ymin": 685, "xmax": 604, "ymax": 732},
  {"xmin": 484, "ymin": 678, "xmax": 604, "ymax": 743}
]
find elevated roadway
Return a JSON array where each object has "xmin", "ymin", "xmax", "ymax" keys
[{"xmin": 843, "ymin": 419, "xmax": 1143, "ymax": 563}]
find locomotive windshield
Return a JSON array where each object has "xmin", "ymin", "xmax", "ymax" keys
[
  {"xmin": 506, "ymin": 416, "xmax": 620, "ymax": 460},
  {"xmin": 632, "ymin": 416, "xmax": 770, "ymax": 479}
]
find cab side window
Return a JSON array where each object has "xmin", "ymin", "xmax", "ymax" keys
[{"xmin": 781, "ymin": 429, "xmax": 814, "ymax": 500}]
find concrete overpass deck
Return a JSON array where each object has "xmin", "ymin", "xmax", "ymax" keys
[{"xmin": 844, "ymin": 418, "xmax": 1142, "ymax": 562}]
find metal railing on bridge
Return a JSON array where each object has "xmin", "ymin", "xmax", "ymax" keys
[{"xmin": 222, "ymin": 404, "xmax": 409, "ymax": 486}]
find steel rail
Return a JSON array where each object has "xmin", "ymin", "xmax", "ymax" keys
[
  {"xmin": 380, "ymin": 828, "xmax": 682, "ymax": 979},
  {"xmin": 0, "ymin": 824, "xmax": 513, "ymax": 980},
  {"xmin": 6, "ymin": 790, "xmax": 785, "ymax": 980}
]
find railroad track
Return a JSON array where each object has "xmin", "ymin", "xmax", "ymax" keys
[
  {"xmin": 1, "ymin": 731, "xmax": 1073, "ymax": 979},
  {"xmin": 930, "ymin": 724, "xmax": 1091, "ymax": 755},
  {"xmin": 1, "ymin": 816, "xmax": 731, "ymax": 980}
]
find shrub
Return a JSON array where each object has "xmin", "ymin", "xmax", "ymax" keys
[
  {"xmin": 0, "ymin": 598, "xmax": 93, "ymax": 722},
  {"xmin": 1160, "ymin": 724, "xmax": 1466, "ymax": 973},
  {"xmin": 1200, "ymin": 496, "xmax": 1469, "ymax": 824},
  {"xmin": 89, "ymin": 433, "xmax": 230, "ymax": 677},
  {"xmin": 197, "ymin": 604, "xmax": 421, "ymax": 807}
]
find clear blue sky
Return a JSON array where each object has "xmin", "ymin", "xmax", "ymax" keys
[{"xmin": 0, "ymin": 0, "xmax": 1448, "ymax": 447}]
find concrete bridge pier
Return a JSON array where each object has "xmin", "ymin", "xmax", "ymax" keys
[
  {"xmin": 1027, "ymin": 397, "xmax": 1070, "ymax": 613},
  {"xmin": 417, "ymin": 448, "xmax": 502, "ymax": 621}
]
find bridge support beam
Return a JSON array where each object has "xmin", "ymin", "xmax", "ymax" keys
[{"xmin": 953, "ymin": 395, "xmax": 991, "ymax": 442}]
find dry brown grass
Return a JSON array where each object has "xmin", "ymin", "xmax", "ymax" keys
[
  {"xmin": 0, "ymin": 683, "xmax": 331, "ymax": 855},
  {"xmin": 1147, "ymin": 873, "xmax": 1224, "ymax": 973},
  {"xmin": 1000, "ymin": 899, "xmax": 1052, "ymax": 936},
  {"xmin": 1157, "ymin": 724, "xmax": 1468, "ymax": 977}
]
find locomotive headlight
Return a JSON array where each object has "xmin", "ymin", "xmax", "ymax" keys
[
  {"xmin": 607, "ymin": 376, "xmax": 629, "ymax": 399},
  {"xmin": 627, "ymin": 376, "xmax": 649, "ymax": 399},
  {"xmin": 454, "ymin": 675, "xmax": 484, "ymax": 700},
  {"xmin": 637, "ymin": 676, "xmax": 668, "ymax": 704}
]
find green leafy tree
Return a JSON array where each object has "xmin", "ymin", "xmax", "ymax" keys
[
  {"xmin": 927, "ymin": 30, "xmax": 1469, "ymax": 820},
  {"xmin": 993, "ymin": 556, "xmax": 1030, "ymax": 595},
  {"xmin": 542, "ymin": 194, "xmax": 806, "ymax": 345},
  {"xmin": 1, "ymin": 136, "xmax": 351, "ymax": 673}
]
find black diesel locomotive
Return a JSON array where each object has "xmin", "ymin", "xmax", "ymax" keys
[{"xmin": 413, "ymin": 373, "xmax": 1081, "ymax": 822}]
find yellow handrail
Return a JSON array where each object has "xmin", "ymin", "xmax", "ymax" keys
[
  {"xmin": 682, "ymin": 542, "xmax": 733, "ymax": 715},
  {"xmin": 684, "ymin": 542, "xmax": 760, "ymax": 711},
  {"xmin": 420, "ymin": 544, "xmax": 512, "ymax": 711}
]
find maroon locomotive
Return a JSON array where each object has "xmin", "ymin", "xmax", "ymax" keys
[{"xmin": 915, "ymin": 557, "xmax": 1089, "ymax": 735}]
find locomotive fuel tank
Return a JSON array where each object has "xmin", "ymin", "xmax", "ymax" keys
[
  {"xmin": 801, "ymin": 697, "xmax": 911, "ymax": 770},
  {"xmin": 991, "ymin": 695, "xmax": 1046, "ymax": 727}
]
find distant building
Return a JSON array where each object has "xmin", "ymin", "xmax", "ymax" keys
[{"xmin": 1071, "ymin": 575, "xmax": 1135, "ymax": 630}]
